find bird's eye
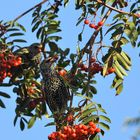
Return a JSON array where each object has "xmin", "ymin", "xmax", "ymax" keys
[{"xmin": 34, "ymin": 46, "xmax": 39, "ymax": 49}]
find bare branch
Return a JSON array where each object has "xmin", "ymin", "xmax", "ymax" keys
[
  {"xmin": 96, "ymin": 0, "xmax": 139, "ymax": 18},
  {"xmin": 13, "ymin": 0, "xmax": 48, "ymax": 23}
]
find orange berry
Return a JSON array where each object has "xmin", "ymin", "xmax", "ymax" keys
[
  {"xmin": 82, "ymin": 125, "xmax": 88, "ymax": 130},
  {"xmin": 7, "ymin": 72, "xmax": 12, "ymax": 77},
  {"xmin": 63, "ymin": 126, "xmax": 68, "ymax": 131},
  {"xmin": 95, "ymin": 128, "xmax": 101, "ymax": 133},
  {"xmin": 58, "ymin": 69, "xmax": 67, "ymax": 77},
  {"xmin": 67, "ymin": 114, "xmax": 74, "ymax": 122},
  {"xmin": 89, "ymin": 127, "xmax": 95, "ymax": 134},
  {"xmin": 83, "ymin": 130, "xmax": 88, "ymax": 135},
  {"xmin": 72, "ymin": 133, "xmax": 76, "ymax": 138},
  {"xmin": 89, "ymin": 23, "xmax": 96, "ymax": 28},
  {"xmin": 84, "ymin": 19, "xmax": 90, "ymax": 24},
  {"xmin": 28, "ymin": 88, "xmax": 35, "ymax": 94},
  {"xmin": 108, "ymin": 67, "xmax": 115, "ymax": 74},
  {"xmin": 89, "ymin": 121, "xmax": 94, "ymax": 127},
  {"xmin": 67, "ymin": 127, "xmax": 72, "ymax": 134},
  {"xmin": 98, "ymin": 21, "xmax": 104, "ymax": 26},
  {"xmin": 17, "ymin": 57, "xmax": 22, "ymax": 61},
  {"xmin": 78, "ymin": 124, "xmax": 83, "ymax": 129}
]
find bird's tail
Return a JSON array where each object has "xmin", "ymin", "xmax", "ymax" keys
[{"xmin": 54, "ymin": 113, "xmax": 64, "ymax": 131}]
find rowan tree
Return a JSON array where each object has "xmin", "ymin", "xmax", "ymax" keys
[{"xmin": 0, "ymin": 0, "xmax": 140, "ymax": 140}]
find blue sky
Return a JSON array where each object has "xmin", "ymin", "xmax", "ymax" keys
[{"xmin": 0, "ymin": 0, "xmax": 140, "ymax": 140}]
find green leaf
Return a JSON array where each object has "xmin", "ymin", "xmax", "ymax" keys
[
  {"xmin": 116, "ymin": 83, "xmax": 123, "ymax": 96},
  {"xmin": 90, "ymin": 86, "xmax": 97, "ymax": 94},
  {"xmin": 102, "ymin": 63, "xmax": 108, "ymax": 76},
  {"xmin": 78, "ymin": 33, "xmax": 82, "ymax": 42},
  {"xmin": 0, "ymin": 91, "xmax": 10, "ymax": 98},
  {"xmin": 36, "ymin": 27, "xmax": 43, "ymax": 39},
  {"xmin": 105, "ymin": 23, "xmax": 124, "ymax": 35},
  {"xmin": 15, "ymin": 22, "xmax": 26, "ymax": 32},
  {"xmin": 79, "ymin": 108, "xmax": 97, "ymax": 121},
  {"xmin": 13, "ymin": 115, "xmax": 18, "ymax": 126},
  {"xmin": 99, "ymin": 115, "xmax": 111, "ymax": 123},
  {"xmin": 32, "ymin": 21, "xmax": 41, "ymax": 32},
  {"xmin": 0, "ymin": 99, "xmax": 5, "ymax": 108},
  {"xmin": 99, "ymin": 122, "xmax": 110, "ymax": 130},
  {"xmin": 76, "ymin": 17, "xmax": 84, "ymax": 26},
  {"xmin": 84, "ymin": 102, "xmax": 95, "ymax": 110},
  {"xmin": 64, "ymin": 0, "xmax": 69, "ymax": 7},
  {"xmin": 13, "ymin": 39, "xmax": 27, "ymax": 43},
  {"xmin": 82, "ymin": 115, "xmax": 99, "ymax": 124},
  {"xmin": 100, "ymin": 129, "xmax": 105, "ymax": 136},
  {"xmin": 111, "ymin": 78, "xmax": 123, "ymax": 89},
  {"xmin": 97, "ymin": 104, "xmax": 107, "ymax": 114},
  {"xmin": 9, "ymin": 32, "xmax": 24, "ymax": 37},
  {"xmin": 64, "ymin": 48, "xmax": 70, "ymax": 56},
  {"xmin": 120, "ymin": 37, "xmax": 129, "ymax": 45},
  {"xmin": 45, "ymin": 29, "xmax": 61, "ymax": 35},
  {"xmin": 44, "ymin": 122, "xmax": 55, "ymax": 127},
  {"xmin": 20, "ymin": 118, "xmax": 25, "ymax": 131},
  {"xmin": 46, "ymin": 36, "xmax": 62, "ymax": 42},
  {"xmin": 7, "ymin": 28, "xmax": 19, "ymax": 32},
  {"xmin": 49, "ymin": 42, "xmax": 58, "ymax": 52},
  {"xmin": 90, "ymin": 135, "xmax": 100, "ymax": 140},
  {"xmin": 28, "ymin": 116, "xmax": 36, "ymax": 129}
]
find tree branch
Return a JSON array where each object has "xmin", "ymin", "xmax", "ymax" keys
[
  {"xmin": 96, "ymin": 0, "xmax": 139, "ymax": 18},
  {"xmin": 13, "ymin": 0, "xmax": 48, "ymax": 23}
]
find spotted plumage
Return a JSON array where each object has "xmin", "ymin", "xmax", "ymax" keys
[{"xmin": 40, "ymin": 59, "xmax": 70, "ymax": 114}]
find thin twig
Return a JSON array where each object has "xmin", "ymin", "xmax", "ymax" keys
[
  {"xmin": 96, "ymin": 0, "xmax": 139, "ymax": 18},
  {"xmin": 13, "ymin": 0, "xmax": 48, "ymax": 23}
]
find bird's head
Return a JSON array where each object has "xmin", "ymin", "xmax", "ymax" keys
[
  {"xmin": 29, "ymin": 43, "xmax": 42, "ymax": 54},
  {"xmin": 40, "ymin": 56, "xmax": 58, "ymax": 78}
]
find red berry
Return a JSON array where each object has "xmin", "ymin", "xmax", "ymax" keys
[
  {"xmin": 95, "ymin": 128, "xmax": 101, "ymax": 133},
  {"xmin": 98, "ymin": 21, "xmax": 104, "ymax": 26},
  {"xmin": 72, "ymin": 133, "xmax": 76, "ymax": 138},
  {"xmin": 58, "ymin": 69, "xmax": 67, "ymax": 77},
  {"xmin": 17, "ymin": 57, "xmax": 22, "ymax": 61},
  {"xmin": 63, "ymin": 126, "xmax": 68, "ymax": 131},
  {"xmin": 67, "ymin": 114, "xmax": 74, "ymax": 122},
  {"xmin": 89, "ymin": 127, "xmax": 95, "ymax": 134},
  {"xmin": 89, "ymin": 121, "xmax": 94, "ymax": 126},
  {"xmin": 108, "ymin": 67, "xmax": 115, "ymax": 74},
  {"xmin": 84, "ymin": 19, "xmax": 90, "ymax": 24},
  {"xmin": 0, "ymin": 53, "xmax": 4, "ymax": 58},
  {"xmin": 89, "ymin": 23, "xmax": 96, "ymax": 28}
]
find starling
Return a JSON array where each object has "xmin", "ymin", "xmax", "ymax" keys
[
  {"xmin": 13, "ymin": 43, "xmax": 42, "ymax": 65},
  {"xmin": 40, "ymin": 57, "xmax": 70, "ymax": 114},
  {"xmin": 9, "ymin": 43, "xmax": 42, "ymax": 83}
]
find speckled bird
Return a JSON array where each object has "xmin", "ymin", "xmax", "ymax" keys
[
  {"xmin": 10, "ymin": 43, "xmax": 42, "ymax": 83},
  {"xmin": 40, "ymin": 57, "xmax": 70, "ymax": 114}
]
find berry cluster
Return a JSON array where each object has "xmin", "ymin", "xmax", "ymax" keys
[
  {"xmin": 84, "ymin": 19, "xmax": 104, "ymax": 30},
  {"xmin": 0, "ymin": 52, "xmax": 22, "ymax": 83},
  {"xmin": 48, "ymin": 122, "xmax": 100, "ymax": 140},
  {"xmin": 78, "ymin": 57, "xmax": 103, "ymax": 75}
]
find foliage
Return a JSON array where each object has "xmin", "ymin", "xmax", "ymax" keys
[{"xmin": 0, "ymin": 0, "xmax": 140, "ymax": 139}]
